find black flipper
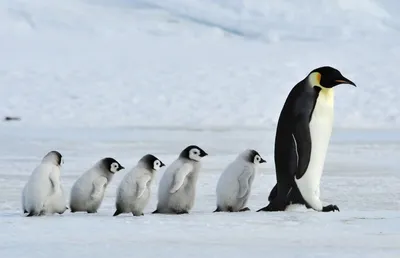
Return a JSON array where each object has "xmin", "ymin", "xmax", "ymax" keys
[{"xmin": 292, "ymin": 116, "xmax": 312, "ymax": 180}]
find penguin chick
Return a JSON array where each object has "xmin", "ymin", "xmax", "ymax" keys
[
  {"xmin": 215, "ymin": 149, "xmax": 266, "ymax": 212},
  {"xmin": 22, "ymin": 151, "xmax": 67, "ymax": 216},
  {"xmin": 153, "ymin": 145, "xmax": 208, "ymax": 214},
  {"xmin": 69, "ymin": 157, "xmax": 124, "ymax": 213},
  {"xmin": 113, "ymin": 154, "xmax": 165, "ymax": 217}
]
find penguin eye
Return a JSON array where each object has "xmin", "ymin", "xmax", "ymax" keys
[
  {"xmin": 193, "ymin": 150, "xmax": 198, "ymax": 155},
  {"xmin": 255, "ymin": 156, "xmax": 260, "ymax": 161}
]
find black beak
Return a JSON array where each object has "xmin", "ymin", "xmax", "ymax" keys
[
  {"xmin": 335, "ymin": 75, "xmax": 356, "ymax": 87},
  {"xmin": 160, "ymin": 161, "xmax": 166, "ymax": 167},
  {"xmin": 200, "ymin": 150, "xmax": 208, "ymax": 157},
  {"xmin": 119, "ymin": 165, "xmax": 125, "ymax": 170},
  {"xmin": 260, "ymin": 158, "xmax": 267, "ymax": 163}
]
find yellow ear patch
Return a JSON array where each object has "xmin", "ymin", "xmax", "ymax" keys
[{"xmin": 309, "ymin": 72, "xmax": 322, "ymax": 87}]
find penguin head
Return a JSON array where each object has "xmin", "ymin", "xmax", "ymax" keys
[
  {"xmin": 241, "ymin": 149, "xmax": 267, "ymax": 165},
  {"xmin": 139, "ymin": 154, "xmax": 165, "ymax": 171},
  {"xmin": 308, "ymin": 66, "xmax": 356, "ymax": 89},
  {"xmin": 42, "ymin": 150, "xmax": 63, "ymax": 166},
  {"xmin": 179, "ymin": 145, "xmax": 208, "ymax": 162},
  {"xmin": 101, "ymin": 157, "xmax": 125, "ymax": 174}
]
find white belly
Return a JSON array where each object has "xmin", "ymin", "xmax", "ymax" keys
[{"xmin": 295, "ymin": 90, "xmax": 334, "ymax": 210}]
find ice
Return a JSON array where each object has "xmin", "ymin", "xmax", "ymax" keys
[
  {"xmin": 1, "ymin": 126, "xmax": 400, "ymax": 257},
  {"xmin": 1, "ymin": 0, "xmax": 400, "ymax": 257},
  {"xmin": 1, "ymin": 0, "xmax": 400, "ymax": 128}
]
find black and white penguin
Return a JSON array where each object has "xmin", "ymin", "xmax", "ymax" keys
[
  {"xmin": 215, "ymin": 149, "xmax": 266, "ymax": 212},
  {"xmin": 22, "ymin": 151, "xmax": 68, "ymax": 216},
  {"xmin": 153, "ymin": 145, "xmax": 208, "ymax": 214},
  {"xmin": 69, "ymin": 157, "xmax": 124, "ymax": 213},
  {"xmin": 114, "ymin": 154, "xmax": 165, "ymax": 217},
  {"xmin": 258, "ymin": 66, "xmax": 356, "ymax": 212}
]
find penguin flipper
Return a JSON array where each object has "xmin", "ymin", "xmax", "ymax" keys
[{"xmin": 292, "ymin": 117, "xmax": 312, "ymax": 180}]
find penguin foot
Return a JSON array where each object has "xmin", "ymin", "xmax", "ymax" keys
[
  {"xmin": 26, "ymin": 212, "xmax": 36, "ymax": 217},
  {"xmin": 113, "ymin": 210, "xmax": 122, "ymax": 216},
  {"xmin": 132, "ymin": 212, "xmax": 144, "ymax": 216},
  {"xmin": 213, "ymin": 207, "xmax": 222, "ymax": 213},
  {"xmin": 173, "ymin": 210, "xmax": 189, "ymax": 215},
  {"xmin": 322, "ymin": 204, "xmax": 340, "ymax": 212},
  {"xmin": 87, "ymin": 210, "xmax": 97, "ymax": 214},
  {"xmin": 239, "ymin": 207, "xmax": 250, "ymax": 212},
  {"xmin": 23, "ymin": 210, "xmax": 28, "ymax": 214}
]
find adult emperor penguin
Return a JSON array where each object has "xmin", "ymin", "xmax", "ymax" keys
[
  {"xmin": 22, "ymin": 151, "xmax": 68, "ymax": 216},
  {"xmin": 215, "ymin": 149, "xmax": 266, "ymax": 212},
  {"xmin": 257, "ymin": 66, "xmax": 356, "ymax": 212},
  {"xmin": 70, "ymin": 157, "xmax": 124, "ymax": 213},
  {"xmin": 152, "ymin": 145, "xmax": 208, "ymax": 214},
  {"xmin": 113, "ymin": 154, "xmax": 165, "ymax": 216}
]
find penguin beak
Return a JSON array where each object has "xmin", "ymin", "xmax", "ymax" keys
[
  {"xmin": 119, "ymin": 165, "xmax": 125, "ymax": 171},
  {"xmin": 335, "ymin": 75, "xmax": 356, "ymax": 87},
  {"xmin": 260, "ymin": 158, "xmax": 267, "ymax": 163},
  {"xmin": 160, "ymin": 161, "xmax": 166, "ymax": 167},
  {"xmin": 200, "ymin": 150, "xmax": 208, "ymax": 157}
]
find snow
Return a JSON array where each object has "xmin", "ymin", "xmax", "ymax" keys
[
  {"xmin": 1, "ymin": 0, "xmax": 400, "ymax": 128},
  {"xmin": 1, "ymin": 0, "xmax": 400, "ymax": 257},
  {"xmin": 1, "ymin": 126, "xmax": 400, "ymax": 257}
]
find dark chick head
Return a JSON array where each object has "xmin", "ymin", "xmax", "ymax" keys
[
  {"xmin": 241, "ymin": 149, "xmax": 266, "ymax": 164},
  {"xmin": 179, "ymin": 145, "xmax": 208, "ymax": 162},
  {"xmin": 42, "ymin": 150, "xmax": 63, "ymax": 166},
  {"xmin": 101, "ymin": 157, "xmax": 124, "ymax": 173},
  {"xmin": 139, "ymin": 154, "xmax": 165, "ymax": 171}
]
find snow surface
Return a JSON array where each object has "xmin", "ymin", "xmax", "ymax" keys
[
  {"xmin": 1, "ymin": 0, "xmax": 400, "ymax": 128},
  {"xmin": 1, "ymin": 0, "xmax": 400, "ymax": 257},
  {"xmin": 1, "ymin": 126, "xmax": 400, "ymax": 257}
]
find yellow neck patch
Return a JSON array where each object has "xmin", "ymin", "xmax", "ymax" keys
[{"xmin": 308, "ymin": 72, "xmax": 334, "ymax": 103}]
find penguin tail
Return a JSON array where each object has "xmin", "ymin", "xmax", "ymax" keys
[
  {"xmin": 152, "ymin": 209, "xmax": 160, "ymax": 214},
  {"xmin": 113, "ymin": 210, "xmax": 122, "ymax": 217},
  {"xmin": 268, "ymin": 184, "xmax": 278, "ymax": 202}
]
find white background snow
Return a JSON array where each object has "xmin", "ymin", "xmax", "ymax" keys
[{"xmin": 0, "ymin": 0, "xmax": 400, "ymax": 257}]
